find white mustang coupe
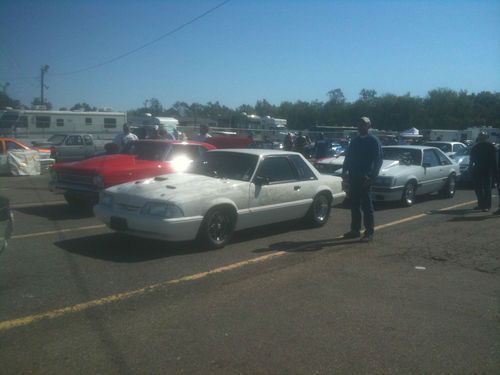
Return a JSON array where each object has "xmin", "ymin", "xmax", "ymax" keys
[{"xmin": 94, "ymin": 149, "xmax": 345, "ymax": 249}]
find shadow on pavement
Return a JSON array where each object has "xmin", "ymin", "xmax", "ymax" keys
[
  {"xmin": 447, "ymin": 215, "xmax": 500, "ymax": 222},
  {"xmin": 253, "ymin": 237, "xmax": 366, "ymax": 254},
  {"xmin": 15, "ymin": 203, "xmax": 94, "ymax": 220},
  {"xmin": 55, "ymin": 233, "xmax": 207, "ymax": 262}
]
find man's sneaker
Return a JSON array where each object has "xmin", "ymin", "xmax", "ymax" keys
[
  {"xmin": 493, "ymin": 208, "xmax": 500, "ymax": 215},
  {"xmin": 360, "ymin": 233, "xmax": 373, "ymax": 242},
  {"xmin": 343, "ymin": 230, "xmax": 361, "ymax": 239}
]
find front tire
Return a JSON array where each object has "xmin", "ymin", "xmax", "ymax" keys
[
  {"xmin": 401, "ymin": 181, "xmax": 416, "ymax": 207},
  {"xmin": 197, "ymin": 206, "xmax": 236, "ymax": 249},
  {"xmin": 304, "ymin": 193, "xmax": 332, "ymax": 227}
]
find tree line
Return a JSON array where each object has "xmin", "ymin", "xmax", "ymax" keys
[{"xmin": 2, "ymin": 88, "xmax": 499, "ymax": 131}]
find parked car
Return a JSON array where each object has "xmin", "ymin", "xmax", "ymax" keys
[
  {"xmin": 313, "ymin": 155, "xmax": 345, "ymax": 175},
  {"xmin": 50, "ymin": 139, "xmax": 216, "ymax": 207},
  {"xmin": 0, "ymin": 137, "xmax": 54, "ymax": 175},
  {"xmin": 423, "ymin": 141, "xmax": 467, "ymax": 158},
  {"xmin": 33, "ymin": 133, "xmax": 103, "ymax": 162},
  {"xmin": 371, "ymin": 146, "xmax": 459, "ymax": 206},
  {"xmin": 0, "ymin": 195, "xmax": 14, "ymax": 254},
  {"xmin": 451, "ymin": 147, "xmax": 472, "ymax": 184},
  {"xmin": 94, "ymin": 149, "xmax": 346, "ymax": 249}
]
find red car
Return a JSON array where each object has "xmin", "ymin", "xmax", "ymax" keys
[{"xmin": 50, "ymin": 139, "xmax": 216, "ymax": 207}]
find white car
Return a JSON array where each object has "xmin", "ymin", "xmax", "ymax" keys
[
  {"xmin": 372, "ymin": 146, "xmax": 460, "ymax": 206},
  {"xmin": 94, "ymin": 149, "xmax": 345, "ymax": 249},
  {"xmin": 423, "ymin": 141, "xmax": 467, "ymax": 158},
  {"xmin": 313, "ymin": 155, "xmax": 345, "ymax": 175}
]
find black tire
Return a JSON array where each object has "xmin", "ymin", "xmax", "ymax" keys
[
  {"xmin": 197, "ymin": 206, "xmax": 236, "ymax": 249},
  {"xmin": 401, "ymin": 181, "xmax": 416, "ymax": 207},
  {"xmin": 439, "ymin": 174, "xmax": 456, "ymax": 198},
  {"xmin": 304, "ymin": 193, "xmax": 332, "ymax": 227}
]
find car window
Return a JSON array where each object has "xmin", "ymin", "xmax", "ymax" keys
[
  {"xmin": 190, "ymin": 152, "xmax": 258, "ymax": 181},
  {"xmin": 125, "ymin": 142, "xmax": 170, "ymax": 161},
  {"xmin": 382, "ymin": 147, "xmax": 422, "ymax": 165},
  {"xmin": 168, "ymin": 144, "xmax": 204, "ymax": 161},
  {"xmin": 435, "ymin": 149, "xmax": 452, "ymax": 165},
  {"xmin": 83, "ymin": 135, "xmax": 93, "ymax": 146},
  {"xmin": 289, "ymin": 155, "xmax": 317, "ymax": 180},
  {"xmin": 48, "ymin": 134, "xmax": 66, "ymax": 145},
  {"xmin": 453, "ymin": 144, "xmax": 464, "ymax": 152},
  {"xmin": 425, "ymin": 142, "xmax": 451, "ymax": 153},
  {"xmin": 257, "ymin": 156, "xmax": 296, "ymax": 183},
  {"xmin": 423, "ymin": 149, "xmax": 441, "ymax": 167},
  {"xmin": 6, "ymin": 141, "xmax": 24, "ymax": 151},
  {"xmin": 66, "ymin": 135, "xmax": 83, "ymax": 146}
]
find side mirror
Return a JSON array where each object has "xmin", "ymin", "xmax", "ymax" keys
[{"xmin": 254, "ymin": 175, "xmax": 270, "ymax": 185}]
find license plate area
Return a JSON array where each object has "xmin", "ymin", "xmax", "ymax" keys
[{"xmin": 110, "ymin": 216, "xmax": 128, "ymax": 231}]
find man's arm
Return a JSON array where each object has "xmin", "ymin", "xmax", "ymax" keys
[{"xmin": 369, "ymin": 138, "xmax": 383, "ymax": 180}]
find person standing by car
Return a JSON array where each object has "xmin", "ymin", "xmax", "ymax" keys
[
  {"xmin": 191, "ymin": 124, "xmax": 212, "ymax": 142},
  {"xmin": 494, "ymin": 145, "xmax": 500, "ymax": 215},
  {"xmin": 342, "ymin": 117, "xmax": 383, "ymax": 242},
  {"xmin": 113, "ymin": 123, "xmax": 138, "ymax": 151},
  {"xmin": 469, "ymin": 132, "xmax": 497, "ymax": 212}
]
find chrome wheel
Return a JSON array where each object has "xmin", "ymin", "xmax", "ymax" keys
[
  {"xmin": 305, "ymin": 193, "xmax": 331, "ymax": 227},
  {"xmin": 440, "ymin": 175, "xmax": 456, "ymax": 198},
  {"xmin": 402, "ymin": 182, "xmax": 416, "ymax": 207}
]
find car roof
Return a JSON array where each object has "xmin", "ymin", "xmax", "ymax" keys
[
  {"xmin": 208, "ymin": 148, "xmax": 303, "ymax": 157},
  {"xmin": 424, "ymin": 141, "xmax": 465, "ymax": 145},
  {"xmin": 382, "ymin": 145, "xmax": 434, "ymax": 151}
]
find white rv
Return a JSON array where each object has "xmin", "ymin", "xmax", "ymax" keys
[{"xmin": 0, "ymin": 109, "xmax": 127, "ymax": 139}]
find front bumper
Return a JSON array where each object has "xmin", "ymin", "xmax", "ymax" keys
[
  {"xmin": 94, "ymin": 204, "xmax": 203, "ymax": 242},
  {"xmin": 371, "ymin": 185, "xmax": 405, "ymax": 201}
]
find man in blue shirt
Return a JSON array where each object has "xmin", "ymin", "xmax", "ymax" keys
[{"xmin": 342, "ymin": 117, "xmax": 383, "ymax": 242}]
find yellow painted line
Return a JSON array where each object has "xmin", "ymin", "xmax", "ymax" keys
[
  {"xmin": 0, "ymin": 199, "xmax": 479, "ymax": 332},
  {"xmin": 12, "ymin": 225, "xmax": 106, "ymax": 239},
  {"xmin": 0, "ymin": 252, "xmax": 285, "ymax": 332}
]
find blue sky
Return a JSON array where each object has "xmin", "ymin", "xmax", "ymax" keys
[{"xmin": 1, "ymin": 0, "xmax": 499, "ymax": 112}]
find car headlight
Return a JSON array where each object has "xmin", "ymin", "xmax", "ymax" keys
[
  {"xmin": 99, "ymin": 192, "xmax": 114, "ymax": 207},
  {"xmin": 375, "ymin": 176, "xmax": 395, "ymax": 186},
  {"xmin": 141, "ymin": 202, "xmax": 184, "ymax": 218},
  {"xmin": 92, "ymin": 174, "xmax": 104, "ymax": 188}
]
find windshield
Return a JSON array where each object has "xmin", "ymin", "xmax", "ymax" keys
[
  {"xmin": 47, "ymin": 134, "xmax": 67, "ymax": 145},
  {"xmin": 454, "ymin": 147, "xmax": 470, "ymax": 157},
  {"xmin": 189, "ymin": 152, "xmax": 258, "ymax": 181},
  {"xmin": 123, "ymin": 141, "xmax": 171, "ymax": 161},
  {"xmin": 382, "ymin": 147, "xmax": 422, "ymax": 165},
  {"xmin": 425, "ymin": 142, "xmax": 451, "ymax": 153}
]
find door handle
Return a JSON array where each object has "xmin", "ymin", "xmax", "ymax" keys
[{"xmin": 294, "ymin": 185, "xmax": 301, "ymax": 191}]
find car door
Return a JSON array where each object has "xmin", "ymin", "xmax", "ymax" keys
[
  {"xmin": 248, "ymin": 155, "xmax": 311, "ymax": 226},
  {"xmin": 59, "ymin": 135, "xmax": 84, "ymax": 161},
  {"xmin": 83, "ymin": 135, "xmax": 94, "ymax": 158},
  {"xmin": 420, "ymin": 149, "xmax": 444, "ymax": 193},
  {"xmin": 0, "ymin": 140, "xmax": 8, "ymax": 174}
]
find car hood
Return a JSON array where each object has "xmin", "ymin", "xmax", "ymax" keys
[
  {"xmin": 317, "ymin": 155, "xmax": 345, "ymax": 165},
  {"xmin": 54, "ymin": 154, "xmax": 165, "ymax": 174},
  {"xmin": 106, "ymin": 173, "xmax": 246, "ymax": 206},
  {"xmin": 377, "ymin": 160, "xmax": 419, "ymax": 177}
]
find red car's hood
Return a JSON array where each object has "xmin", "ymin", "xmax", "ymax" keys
[{"xmin": 54, "ymin": 154, "xmax": 168, "ymax": 174}]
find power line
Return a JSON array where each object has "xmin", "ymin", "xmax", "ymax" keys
[{"xmin": 52, "ymin": 0, "xmax": 232, "ymax": 77}]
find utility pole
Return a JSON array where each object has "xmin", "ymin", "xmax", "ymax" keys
[{"xmin": 40, "ymin": 64, "xmax": 49, "ymax": 105}]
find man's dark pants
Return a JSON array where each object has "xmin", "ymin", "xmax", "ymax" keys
[
  {"xmin": 473, "ymin": 172, "xmax": 492, "ymax": 209},
  {"xmin": 349, "ymin": 179, "xmax": 374, "ymax": 235}
]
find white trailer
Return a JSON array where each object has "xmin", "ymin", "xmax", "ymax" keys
[{"xmin": 0, "ymin": 109, "xmax": 127, "ymax": 139}]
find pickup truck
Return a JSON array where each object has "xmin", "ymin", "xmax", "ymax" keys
[{"xmin": 32, "ymin": 134, "xmax": 106, "ymax": 162}]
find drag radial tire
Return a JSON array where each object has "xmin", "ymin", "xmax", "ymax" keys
[{"xmin": 197, "ymin": 206, "xmax": 236, "ymax": 249}]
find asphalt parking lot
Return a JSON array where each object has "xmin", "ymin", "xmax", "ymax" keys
[{"xmin": 0, "ymin": 174, "xmax": 499, "ymax": 374}]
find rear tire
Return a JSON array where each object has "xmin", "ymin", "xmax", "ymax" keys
[
  {"xmin": 304, "ymin": 193, "xmax": 331, "ymax": 227},
  {"xmin": 439, "ymin": 174, "xmax": 456, "ymax": 198},
  {"xmin": 197, "ymin": 206, "xmax": 236, "ymax": 249},
  {"xmin": 401, "ymin": 181, "xmax": 416, "ymax": 207}
]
